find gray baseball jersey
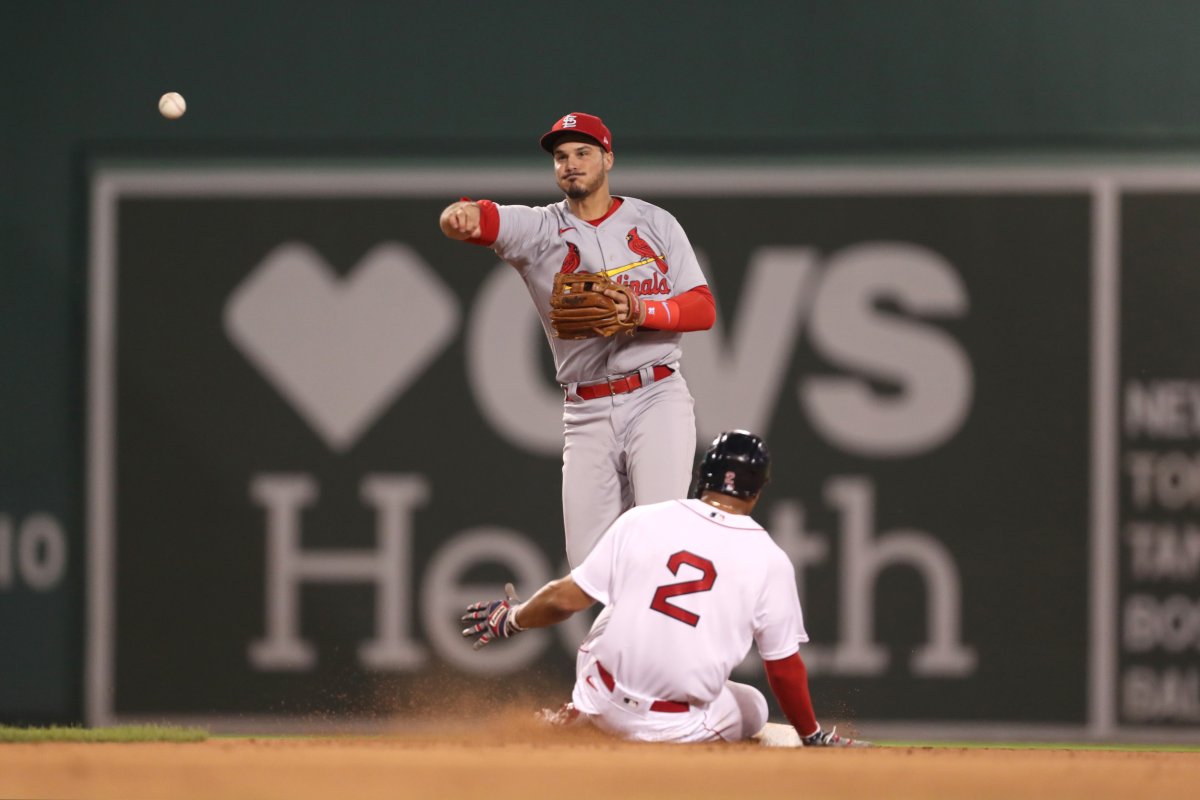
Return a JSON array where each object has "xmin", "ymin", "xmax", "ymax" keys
[
  {"xmin": 482, "ymin": 196, "xmax": 708, "ymax": 384},
  {"xmin": 471, "ymin": 194, "xmax": 707, "ymax": 565}
]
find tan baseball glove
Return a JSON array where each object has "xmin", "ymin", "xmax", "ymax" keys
[{"xmin": 549, "ymin": 271, "xmax": 640, "ymax": 339}]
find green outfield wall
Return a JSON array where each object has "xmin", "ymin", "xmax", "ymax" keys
[{"xmin": 4, "ymin": 1, "xmax": 1200, "ymax": 736}]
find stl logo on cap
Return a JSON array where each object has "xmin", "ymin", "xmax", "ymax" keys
[{"xmin": 540, "ymin": 112, "xmax": 613, "ymax": 153}]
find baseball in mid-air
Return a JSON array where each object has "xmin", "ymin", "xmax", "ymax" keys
[{"xmin": 158, "ymin": 92, "xmax": 187, "ymax": 120}]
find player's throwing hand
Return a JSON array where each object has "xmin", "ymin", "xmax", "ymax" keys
[
  {"xmin": 439, "ymin": 201, "xmax": 482, "ymax": 241},
  {"xmin": 461, "ymin": 582, "xmax": 525, "ymax": 649}
]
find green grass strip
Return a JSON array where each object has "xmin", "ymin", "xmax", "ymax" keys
[
  {"xmin": 879, "ymin": 740, "xmax": 1200, "ymax": 752},
  {"xmin": 0, "ymin": 725, "xmax": 207, "ymax": 743}
]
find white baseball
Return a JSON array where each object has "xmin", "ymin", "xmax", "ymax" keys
[{"xmin": 158, "ymin": 92, "xmax": 187, "ymax": 120}]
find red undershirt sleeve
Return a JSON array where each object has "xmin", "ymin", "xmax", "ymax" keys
[
  {"xmin": 763, "ymin": 652, "xmax": 820, "ymax": 738},
  {"xmin": 640, "ymin": 285, "xmax": 715, "ymax": 332},
  {"xmin": 462, "ymin": 198, "xmax": 500, "ymax": 247}
]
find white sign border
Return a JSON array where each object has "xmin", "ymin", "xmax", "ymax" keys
[{"xmin": 85, "ymin": 162, "xmax": 1198, "ymax": 739}]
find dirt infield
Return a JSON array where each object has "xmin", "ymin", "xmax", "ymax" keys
[{"xmin": 2, "ymin": 724, "xmax": 1198, "ymax": 800}]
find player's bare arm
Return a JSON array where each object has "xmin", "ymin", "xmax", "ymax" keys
[
  {"xmin": 513, "ymin": 575, "xmax": 596, "ymax": 628},
  {"xmin": 461, "ymin": 576, "xmax": 594, "ymax": 649},
  {"xmin": 438, "ymin": 201, "xmax": 482, "ymax": 240}
]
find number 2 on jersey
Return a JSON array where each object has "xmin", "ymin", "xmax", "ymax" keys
[{"xmin": 649, "ymin": 550, "xmax": 717, "ymax": 627}]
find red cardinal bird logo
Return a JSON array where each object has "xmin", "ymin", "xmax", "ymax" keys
[
  {"xmin": 626, "ymin": 227, "xmax": 668, "ymax": 274},
  {"xmin": 559, "ymin": 242, "xmax": 581, "ymax": 274}
]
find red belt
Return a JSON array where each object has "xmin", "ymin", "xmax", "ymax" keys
[
  {"xmin": 572, "ymin": 365, "xmax": 674, "ymax": 401},
  {"xmin": 596, "ymin": 661, "xmax": 689, "ymax": 713}
]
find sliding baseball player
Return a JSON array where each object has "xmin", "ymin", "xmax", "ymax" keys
[{"xmin": 462, "ymin": 431, "xmax": 869, "ymax": 747}]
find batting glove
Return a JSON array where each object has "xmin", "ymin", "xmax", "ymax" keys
[
  {"xmin": 801, "ymin": 726, "xmax": 871, "ymax": 748},
  {"xmin": 461, "ymin": 582, "xmax": 525, "ymax": 650}
]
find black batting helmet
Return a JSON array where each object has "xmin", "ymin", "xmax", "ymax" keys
[{"xmin": 690, "ymin": 430, "xmax": 771, "ymax": 500}]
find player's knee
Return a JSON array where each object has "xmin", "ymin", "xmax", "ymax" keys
[{"xmin": 725, "ymin": 681, "xmax": 768, "ymax": 739}]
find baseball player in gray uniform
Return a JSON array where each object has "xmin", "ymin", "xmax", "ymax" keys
[
  {"xmin": 462, "ymin": 431, "xmax": 868, "ymax": 747},
  {"xmin": 440, "ymin": 112, "xmax": 716, "ymax": 567}
]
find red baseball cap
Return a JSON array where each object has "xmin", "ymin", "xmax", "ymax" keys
[{"xmin": 540, "ymin": 112, "xmax": 613, "ymax": 153}]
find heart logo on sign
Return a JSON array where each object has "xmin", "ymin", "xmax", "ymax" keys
[{"xmin": 224, "ymin": 241, "xmax": 460, "ymax": 452}]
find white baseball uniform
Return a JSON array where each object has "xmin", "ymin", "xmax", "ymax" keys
[
  {"xmin": 471, "ymin": 196, "xmax": 708, "ymax": 565},
  {"xmin": 568, "ymin": 498, "xmax": 809, "ymax": 743}
]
